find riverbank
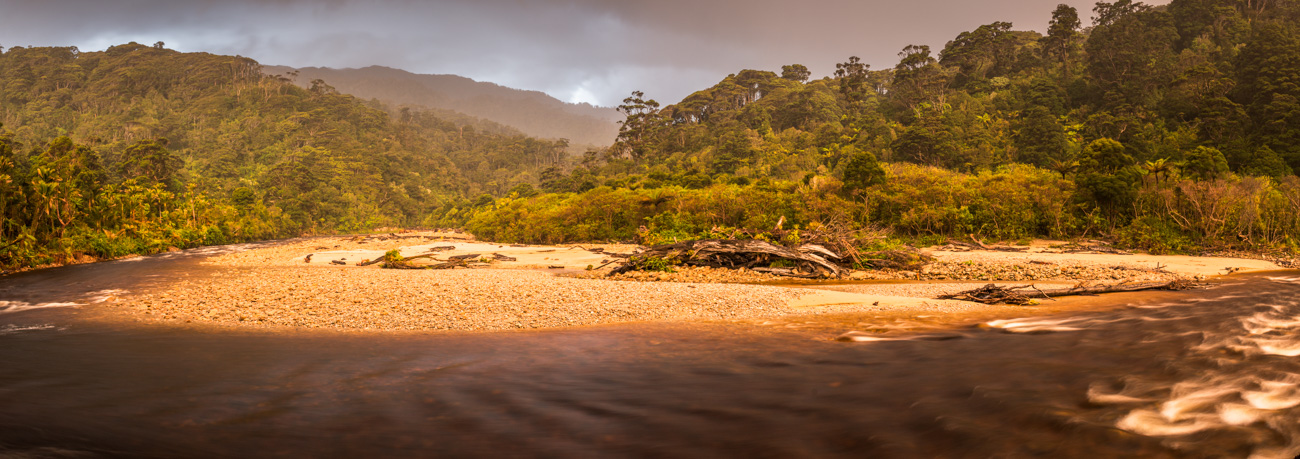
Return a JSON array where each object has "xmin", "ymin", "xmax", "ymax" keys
[{"xmin": 110, "ymin": 232, "xmax": 1288, "ymax": 333}]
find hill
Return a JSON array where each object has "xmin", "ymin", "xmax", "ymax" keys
[
  {"xmin": 0, "ymin": 42, "xmax": 568, "ymax": 269},
  {"xmin": 262, "ymin": 65, "xmax": 622, "ymax": 149}
]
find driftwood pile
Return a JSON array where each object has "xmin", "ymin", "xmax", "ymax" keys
[
  {"xmin": 937, "ymin": 279, "xmax": 1202, "ymax": 305},
  {"xmin": 610, "ymin": 239, "xmax": 847, "ymax": 279}
]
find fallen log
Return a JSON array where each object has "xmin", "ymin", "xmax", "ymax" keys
[
  {"xmin": 951, "ymin": 234, "xmax": 1029, "ymax": 252},
  {"xmin": 938, "ymin": 280, "xmax": 1202, "ymax": 305},
  {"xmin": 492, "ymin": 253, "xmax": 517, "ymax": 262},
  {"xmin": 594, "ymin": 260, "xmax": 619, "ymax": 270},
  {"xmin": 610, "ymin": 239, "xmax": 843, "ymax": 278},
  {"xmin": 375, "ymin": 251, "xmax": 443, "ymax": 269},
  {"xmin": 752, "ymin": 267, "xmax": 821, "ymax": 279},
  {"xmin": 448, "ymin": 253, "xmax": 482, "ymax": 261}
]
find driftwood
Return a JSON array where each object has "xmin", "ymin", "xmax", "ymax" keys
[
  {"xmin": 610, "ymin": 239, "xmax": 843, "ymax": 278},
  {"xmin": 1067, "ymin": 245, "xmax": 1131, "ymax": 255},
  {"xmin": 938, "ymin": 280, "xmax": 1202, "ymax": 305},
  {"xmin": 944, "ymin": 235, "xmax": 1028, "ymax": 252},
  {"xmin": 752, "ymin": 267, "xmax": 821, "ymax": 279},
  {"xmin": 303, "ymin": 254, "xmax": 313, "ymax": 263},
  {"xmin": 858, "ymin": 249, "xmax": 933, "ymax": 271},
  {"xmin": 594, "ymin": 260, "xmax": 619, "ymax": 269},
  {"xmin": 372, "ymin": 252, "xmax": 442, "ymax": 269},
  {"xmin": 424, "ymin": 260, "xmax": 468, "ymax": 270},
  {"xmin": 330, "ymin": 260, "xmax": 346, "ymax": 265},
  {"xmin": 492, "ymin": 253, "xmax": 517, "ymax": 262},
  {"xmin": 448, "ymin": 253, "xmax": 482, "ymax": 261}
]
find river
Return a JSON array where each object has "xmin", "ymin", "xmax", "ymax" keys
[{"xmin": 2, "ymin": 245, "xmax": 1299, "ymax": 458}]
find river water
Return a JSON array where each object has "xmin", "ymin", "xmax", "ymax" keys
[{"xmin": 2, "ymin": 246, "xmax": 1300, "ymax": 458}]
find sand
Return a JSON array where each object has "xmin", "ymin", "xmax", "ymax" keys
[{"xmin": 109, "ymin": 232, "xmax": 1289, "ymax": 333}]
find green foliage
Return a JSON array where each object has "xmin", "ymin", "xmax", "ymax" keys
[
  {"xmin": 1181, "ymin": 146, "xmax": 1228, "ymax": 180},
  {"xmin": 1116, "ymin": 215, "xmax": 1194, "ymax": 254},
  {"xmin": 631, "ymin": 255, "xmax": 677, "ymax": 273},
  {"xmin": 1075, "ymin": 138, "xmax": 1140, "ymax": 218},
  {"xmin": 841, "ymin": 148, "xmax": 887, "ymax": 193}
]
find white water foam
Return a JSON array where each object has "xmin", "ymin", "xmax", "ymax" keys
[
  {"xmin": 984, "ymin": 316, "xmax": 1133, "ymax": 333},
  {"xmin": 0, "ymin": 300, "xmax": 83, "ymax": 315},
  {"xmin": 835, "ymin": 331, "xmax": 964, "ymax": 342},
  {"xmin": 0, "ymin": 324, "xmax": 57, "ymax": 335},
  {"xmin": 985, "ymin": 317, "xmax": 1084, "ymax": 333},
  {"xmin": 84, "ymin": 289, "xmax": 128, "ymax": 304},
  {"xmin": 1117, "ymin": 410, "xmax": 1222, "ymax": 436},
  {"xmin": 1107, "ymin": 294, "xmax": 1300, "ymax": 458}
]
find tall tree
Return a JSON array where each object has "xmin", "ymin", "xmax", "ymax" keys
[
  {"xmin": 834, "ymin": 56, "xmax": 871, "ymax": 106},
  {"xmin": 781, "ymin": 64, "xmax": 811, "ymax": 82},
  {"xmin": 612, "ymin": 90, "xmax": 665, "ymax": 162},
  {"xmin": 940, "ymin": 21, "xmax": 1018, "ymax": 88},
  {"xmin": 1041, "ymin": 4, "xmax": 1083, "ymax": 75},
  {"xmin": 891, "ymin": 45, "xmax": 949, "ymax": 112}
]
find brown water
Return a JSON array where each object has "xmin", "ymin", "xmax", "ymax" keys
[{"xmin": 3, "ymin": 245, "xmax": 1300, "ymax": 458}]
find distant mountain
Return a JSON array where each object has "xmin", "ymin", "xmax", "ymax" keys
[{"xmin": 262, "ymin": 65, "xmax": 622, "ymax": 149}]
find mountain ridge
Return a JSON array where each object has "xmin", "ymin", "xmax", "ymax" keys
[{"xmin": 262, "ymin": 65, "xmax": 621, "ymax": 149}]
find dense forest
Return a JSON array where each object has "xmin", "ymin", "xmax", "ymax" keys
[
  {"xmin": 2, "ymin": 0, "xmax": 1300, "ymax": 272},
  {"xmin": 441, "ymin": 0, "xmax": 1300, "ymax": 257},
  {"xmin": 0, "ymin": 42, "xmax": 568, "ymax": 270},
  {"xmin": 262, "ymin": 65, "xmax": 622, "ymax": 149}
]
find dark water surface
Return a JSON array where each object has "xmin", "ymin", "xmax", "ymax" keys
[{"xmin": 3, "ymin": 247, "xmax": 1300, "ymax": 458}]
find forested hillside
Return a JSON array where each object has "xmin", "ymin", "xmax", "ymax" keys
[
  {"xmin": 2, "ymin": 0, "xmax": 1299, "ymax": 271},
  {"xmin": 262, "ymin": 65, "xmax": 622, "ymax": 149},
  {"xmin": 0, "ymin": 42, "xmax": 569, "ymax": 270},
  {"xmin": 447, "ymin": 0, "xmax": 1300, "ymax": 255}
]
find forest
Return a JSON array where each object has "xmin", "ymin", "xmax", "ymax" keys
[
  {"xmin": 2, "ymin": 0, "xmax": 1300, "ymax": 272},
  {"xmin": 438, "ymin": 0, "xmax": 1300, "ymax": 257}
]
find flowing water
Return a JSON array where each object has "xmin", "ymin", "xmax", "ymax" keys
[{"xmin": 3, "ymin": 246, "xmax": 1300, "ymax": 458}]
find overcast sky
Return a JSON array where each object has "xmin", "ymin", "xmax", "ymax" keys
[{"xmin": 0, "ymin": 0, "xmax": 1169, "ymax": 107}]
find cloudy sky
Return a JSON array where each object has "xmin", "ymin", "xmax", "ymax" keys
[{"xmin": 0, "ymin": 0, "xmax": 1169, "ymax": 107}]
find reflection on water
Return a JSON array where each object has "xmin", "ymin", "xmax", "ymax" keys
[{"xmin": 2, "ymin": 247, "xmax": 1299, "ymax": 457}]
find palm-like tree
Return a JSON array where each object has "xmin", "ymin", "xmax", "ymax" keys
[
  {"xmin": 1048, "ymin": 158, "xmax": 1079, "ymax": 179},
  {"xmin": 1142, "ymin": 158, "xmax": 1173, "ymax": 186}
]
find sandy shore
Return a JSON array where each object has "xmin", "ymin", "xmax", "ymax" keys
[{"xmin": 114, "ymin": 232, "xmax": 1288, "ymax": 333}]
